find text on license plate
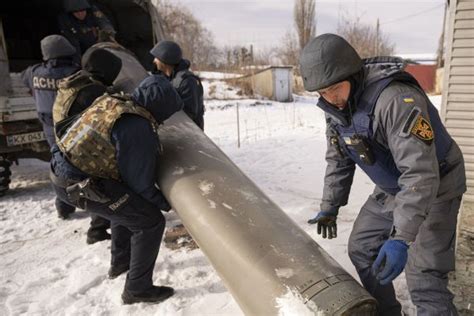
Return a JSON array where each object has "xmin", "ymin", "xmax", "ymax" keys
[{"xmin": 6, "ymin": 131, "xmax": 46, "ymax": 146}]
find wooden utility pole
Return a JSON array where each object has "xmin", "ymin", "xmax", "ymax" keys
[{"xmin": 436, "ymin": 1, "xmax": 449, "ymax": 68}]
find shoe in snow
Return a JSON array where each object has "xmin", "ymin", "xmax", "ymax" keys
[
  {"xmin": 122, "ymin": 286, "xmax": 174, "ymax": 305},
  {"xmin": 108, "ymin": 263, "xmax": 130, "ymax": 279},
  {"xmin": 86, "ymin": 230, "xmax": 111, "ymax": 244}
]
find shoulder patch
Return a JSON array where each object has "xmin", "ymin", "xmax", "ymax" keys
[{"xmin": 411, "ymin": 115, "xmax": 434, "ymax": 145}]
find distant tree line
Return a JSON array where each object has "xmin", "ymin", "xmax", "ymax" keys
[
  {"xmin": 156, "ymin": 0, "xmax": 220, "ymax": 70},
  {"xmin": 156, "ymin": 0, "xmax": 395, "ymax": 72}
]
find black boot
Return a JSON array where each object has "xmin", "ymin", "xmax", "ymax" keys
[
  {"xmin": 122, "ymin": 286, "xmax": 174, "ymax": 305},
  {"xmin": 56, "ymin": 198, "xmax": 75, "ymax": 219},
  {"xmin": 108, "ymin": 263, "xmax": 130, "ymax": 279},
  {"xmin": 86, "ymin": 229, "xmax": 111, "ymax": 245}
]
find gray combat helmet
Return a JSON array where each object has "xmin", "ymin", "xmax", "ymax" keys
[
  {"xmin": 63, "ymin": 0, "xmax": 91, "ymax": 13},
  {"xmin": 150, "ymin": 40, "xmax": 183, "ymax": 65},
  {"xmin": 41, "ymin": 35, "xmax": 76, "ymax": 61},
  {"xmin": 299, "ymin": 33, "xmax": 363, "ymax": 91}
]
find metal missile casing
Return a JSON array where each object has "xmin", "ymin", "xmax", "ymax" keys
[
  {"xmin": 156, "ymin": 112, "xmax": 377, "ymax": 315},
  {"xmin": 104, "ymin": 45, "xmax": 377, "ymax": 315}
]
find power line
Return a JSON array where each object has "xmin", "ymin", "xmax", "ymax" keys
[{"xmin": 381, "ymin": 3, "xmax": 445, "ymax": 25}]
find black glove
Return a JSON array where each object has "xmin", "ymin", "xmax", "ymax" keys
[{"xmin": 308, "ymin": 210, "xmax": 338, "ymax": 239}]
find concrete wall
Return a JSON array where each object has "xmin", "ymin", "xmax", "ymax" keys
[
  {"xmin": 236, "ymin": 67, "xmax": 293, "ymax": 102},
  {"xmin": 249, "ymin": 69, "xmax": 274, "ymax": 99}
]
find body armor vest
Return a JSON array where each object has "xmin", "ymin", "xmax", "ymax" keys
[
  {"xmin": 57, "ymin": 94, "xmax": 159, "ymax": 180},
  {"xmin": 53, "ymin": 71, "xmax": 104, "ymax": 125},
  {"xmin": 324, "ymin": 72, "xmax": 453, "ymax": 195},
  {"xmin": 172, "ymin": 70, "xmax": 205, "ymax": 116}
]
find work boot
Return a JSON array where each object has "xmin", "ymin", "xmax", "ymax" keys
[
  {"xmin": 86, "ymin": 229, "xmax": 111, "ymax": 245},
  {"xmin": 108, "ymin": 263, "xmax": 130, "ymax": 279},
  {"xmin": 122, "ymin": 286, "xmax": 174, "ymax": 305},
  {"xmin": 56, "ymin": 198, "xmax": 75, "ymax": 219}
]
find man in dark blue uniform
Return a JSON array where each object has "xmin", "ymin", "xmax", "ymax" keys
[
  {"xmin": 21, "ymin": 35, "xmax": 80, "ymax": 218},
  {"xmin": 22, "ymin": 35, "xmax": 79, "ymax": 147},
  {"xmin": 300, "ymin": 34, "xmax": 466, "ymax": 315},
  {"xmin": 150, "ymin": 40, "xmax": 205, "ymax": 130},
  {"xmin": 58, "ymin": 0, "xmax": 115, "ymax": 57},
  {"xmin": 50, "ymin": 73, "xmax": 183, "ymax": 304}
]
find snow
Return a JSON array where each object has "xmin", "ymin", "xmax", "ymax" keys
[
  {"xmin": 195, "ymin": 71, "xmax": 241, "ymax": 80},
  {"xmin": 1, "ymin": 76, "xmax": 441, "ymax": 315},
  {"xmin": 202, "ymin": 79, "xmax": 245, "ymax": 100},
  {"xmin": 276, "ymin": 288, "xmax": 321, "ymax": 316}
]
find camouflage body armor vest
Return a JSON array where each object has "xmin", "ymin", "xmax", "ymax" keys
[
  {"xmin": 52, "ymin": 71, "xmax": 104, "ymax": 125},
  {"xmin": 57, "ymin": 94, "xmax": 159, "ymax": 180}
]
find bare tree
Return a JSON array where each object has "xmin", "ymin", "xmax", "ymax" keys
[
  {"xmin": 274, "ymin": 0, "xmax": 315, "ymax": 67},
  {"xmin": 294, "ymin": 0, "xmax": 316, "ymax": 50},
  {"xmin": 278, "ymin": 30, "xmax": 300, "ymax": 66},
  {"xmin": 337, "ymin": 14, "xmax": 395, "ymax": 58},
  {"xmin": 156, "ymin": 0, "xmax": 220, "ymax": 69}
]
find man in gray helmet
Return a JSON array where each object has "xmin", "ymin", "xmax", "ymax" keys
[
  {"xmin": 150, "ymin": 40, "xmax": 205, "ymax": 130},
  {"xmin": 58, "ymin": 0, "xmax": 115, "ymax": 56},
  {"xmin": 21, "ymin": 35, "xmax": 80, "ymax": 220},
  {"xmin": 300, "ymin": 33, "xmax": 465, "ymax": 315}
]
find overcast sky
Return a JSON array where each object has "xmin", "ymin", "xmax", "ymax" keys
[{"xmin": 179, "ymin": 0, "xmax": 447, "ymax": 54}]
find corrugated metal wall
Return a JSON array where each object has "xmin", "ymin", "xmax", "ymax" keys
[
  {"xmin": 441, "ymin": 0, "xmax": 474, "ymax": 202},
  {"xmin": 443, "ymin": 1, "xmax": 474, "ymax": 312}
]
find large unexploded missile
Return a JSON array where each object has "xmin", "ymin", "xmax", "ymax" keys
[
  {"xmin": 156, "ymin": 112, "xmax": 377, "ymax": 315},
  {"xmin": 103, "ymin": 43, "xmax": 377, "ymax": 315}
]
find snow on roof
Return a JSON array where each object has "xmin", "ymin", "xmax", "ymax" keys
[{"xmin": 395, "ymin": 53, "xmax": 437, "ymax": 64}]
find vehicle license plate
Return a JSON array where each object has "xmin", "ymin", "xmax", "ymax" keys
[{"xmin": 6, "ymin": 131, "xmax": 46, "ymax": 146}]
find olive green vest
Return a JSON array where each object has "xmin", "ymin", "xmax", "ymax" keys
[
  {"xmin": 52, "ymin": 71, "xmax": 103, "ymax": 125},
  {"xmin": 57, "ymin": 93, "xmax": 159, "ymax": 180}
]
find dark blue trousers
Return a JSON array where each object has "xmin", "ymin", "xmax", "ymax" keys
[{"xmin": 54, "ymin": 177, "xmax": 166, "ymax": 293}]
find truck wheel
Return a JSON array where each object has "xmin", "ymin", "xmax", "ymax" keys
[{"xmin": 0, "ymin": 156, "xmax": 12, "ymax": 196}]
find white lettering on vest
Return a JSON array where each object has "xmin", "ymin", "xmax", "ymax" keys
[
  {"xmin": 46, "ymin": 78, "xmax": 56, "ymax": 89},
  {"xmin": 109, "ymin": 194, "xmax": 130, "ymax": 211},
  {"xmin": 32, "ymin": 76, "xmax": 59, "ymax": 90}
]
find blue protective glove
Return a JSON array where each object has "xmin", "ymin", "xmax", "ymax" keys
[
  {"xmin": 307, "ymin": 210, "xmax": 337, "ymax": 239},
  {"xmin": 372, "ymin": 239, "xmax": 409, "ymax": 285}
]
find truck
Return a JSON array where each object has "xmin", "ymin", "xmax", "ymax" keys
[{"xmin": 0, "ymin": 0, "xmax": 164, "ymax": 195}]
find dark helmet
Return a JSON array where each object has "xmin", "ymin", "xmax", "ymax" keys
[
  {"xmin": 131, "ymin": 74, "xmax": 183, "ymax": 123},
  {"xmin": 299, "ymin": 33, "xmax": 363, "ymax": 91},
  {"xmin": 40, "ymin": 35, "xmax": 76, "ymax": 61},
  {"xmin": 81, "ymin": 48, "xmax": 122, "ymax": 86},
  {"xmin": 150, "ymin": 40, "xmax": 183, "ymax": 65},
  {"xmin": 63, "ymin": 0, "xmax": 91, "ymax": 13}
]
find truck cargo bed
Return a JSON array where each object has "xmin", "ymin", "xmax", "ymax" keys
[{"xmin": 0, "ymin": 73, "xmax": 37, "ymax": 122}]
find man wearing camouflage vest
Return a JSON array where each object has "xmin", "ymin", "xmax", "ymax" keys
[
  {"xmin": 50, "ymin": 73, "xmax": 183, "ymax": 304},
  {"xmin": 21, "ymin": 35, "xmax": 80, "ymax": 220},
  {"xmin": 52, "ymin": 47, "xmax": 123, "ymax": 244},
  {"xmin": 150, "ymin": 40, "xmax": 205, "ymax": 130}
]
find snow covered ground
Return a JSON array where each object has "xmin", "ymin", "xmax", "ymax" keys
[{"xmin": 0, "ymin": 77, "xmax": 441, "ymax": 315}]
